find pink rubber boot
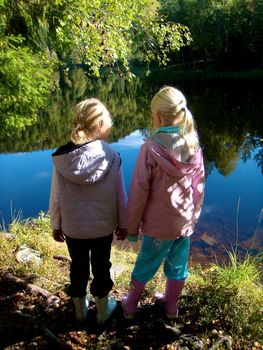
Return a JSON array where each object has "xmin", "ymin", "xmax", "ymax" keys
[
  {"xmin": 121, "ymin": 279, "xmax": 145, "ymax": 319},
  {"xmin": 164, "ymin": 279, "xmax": 185, "ymax": 319}
]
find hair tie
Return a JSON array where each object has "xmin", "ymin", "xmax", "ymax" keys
[
  {"xmin": 179, "ymin": 102, "xmax": 187, "ymax": 111},
  {"xmin": 173, "ymin": 102, "xmax": 186, "ymax": 115}
]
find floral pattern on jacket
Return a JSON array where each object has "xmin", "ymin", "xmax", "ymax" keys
[{"xmin": 128, "ymin": 134, "xmax": 205, "ymax": 240}]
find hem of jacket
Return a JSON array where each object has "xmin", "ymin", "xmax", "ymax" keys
[
  {"xmin": 139, "ymin": 230, "xmax": 193, "ymax": 240},
  {"xmin": 64, "ymin": 231, "xmax": 115, "ymax": 240}
]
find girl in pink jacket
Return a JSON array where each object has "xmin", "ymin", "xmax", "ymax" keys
[{"xmin": 122, "ymin": 86, "xmax": 205, "ymax": 319}]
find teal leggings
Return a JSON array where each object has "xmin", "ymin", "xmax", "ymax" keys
[{"xmin": 131, "ymin": 235, "xmax": 190, "ymax": 284}]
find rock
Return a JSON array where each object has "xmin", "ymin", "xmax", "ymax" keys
[
  {"xmin": 178, "ymin": 334, "xmax": 204, "ymax": 350},
  {"xmin": 200, "ymin": 232, "xmax": 218, "ymax": 246},
  {"xmin": 16, "ymin": 245, "xmax": 41, "ymax": 267},
  {"xmin": 111, "ymin": 265, "xmax": 125, "ymax": 279},
  {"xmin": 209, "ymin": 335, "xmax": 233, "ymax": 350},
  {"xmin": 0, "ymin": 231, "xmax": 16, "ymax": 239},
  {"xmin": 127, "ymin": 325, "xmax": 140, "ymax": 332},
  {"xmin": 154, "ymin": 319, "xmax": 182, "ymax": 338},
  {"xmin": 211, "ymin": 329, "xmax": 219, "ymax": 339}
]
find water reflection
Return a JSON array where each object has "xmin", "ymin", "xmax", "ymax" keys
[
  {"xmin": 0, "ymin": 69, "xmax": 262, "ymax": 176},
  {"xmin": 0, "ymin": 69, "xmax": 262, "ymax": 261}
]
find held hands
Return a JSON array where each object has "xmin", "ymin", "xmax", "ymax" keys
[
  {"xmin": 114, "ymin": 226, "xmax": 140, "ymax": 243},
  {"xmin": 115, "ymin": 226, "xmax": 127, "ymax": 241},
  {"xmin": 52, "ymin": 228, "xmax": 65, "ymax": 242}
]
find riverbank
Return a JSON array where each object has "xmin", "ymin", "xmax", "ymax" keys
[
  {"xmin": 0, "ymin": 215, "xmax": 262, "ymax": 349},
  {"xmin": 132, "ymin": 66, "xmax": 263, "ymax": 82}
]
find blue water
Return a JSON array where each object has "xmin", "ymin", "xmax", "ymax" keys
[
  {"xmin": 0, "ymin": 150, "xmax": 52, "ymax": 226},
  {"xmin": 204, "ymin": 159, "xmax": 262, "ymax": 233},
  {"xmin": 0, "ymin": 130, "xmax": 262, "ymax": 249}
]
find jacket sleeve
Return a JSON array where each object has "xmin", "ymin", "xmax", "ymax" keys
[
  {"xmin": 116, "ymin": 165, "xmax": 128, "ymax": 229},
  {"xmin": 128, "ymin": 143, "xmax": 152, "ymax": 236},
  {"xmin": 192, "ymin": 148, "xmax": 205, "ymax": 225},
  {"xmin": 49, "ymin": 168, "xmax": 61, "ymax": 230}
]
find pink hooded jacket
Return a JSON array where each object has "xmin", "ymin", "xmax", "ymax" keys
[{"xmin": 128, "ymin": 133, "xmax": 205, "ymax": 240}]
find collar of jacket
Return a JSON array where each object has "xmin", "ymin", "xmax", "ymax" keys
[
  {"xmin": 152, "ymin": 125, "xmax": 180, "ymax": 135},
  {"xmin": 52, "ymin": 141, "xmax": 92, "ymax": 157}
]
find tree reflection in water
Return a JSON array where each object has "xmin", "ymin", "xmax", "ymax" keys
[{"xmin": 0, "ymin": 68, "xmax": 262, "ymax": 177}]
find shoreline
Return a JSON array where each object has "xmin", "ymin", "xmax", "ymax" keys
[{"xmin": 131, "ymin": 66, "xmax": 263, "ymax": 81}]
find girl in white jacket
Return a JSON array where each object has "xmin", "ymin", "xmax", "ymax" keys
[{"xmin": 49, "ymin": 98, "xmax": 127, "ymax": 323}]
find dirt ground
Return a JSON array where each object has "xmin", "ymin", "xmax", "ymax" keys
[
  {"xmin": 0, "ymin": 270, "xmax": 260, "ymax": 350},
  {"xmin": 0, "ymin": 269, "xmax": 205, "ymax": 350}
]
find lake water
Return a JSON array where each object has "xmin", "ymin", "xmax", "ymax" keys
[{"xmin": 0, "ymin": 71, "xmax": 262, "ymax": 262}]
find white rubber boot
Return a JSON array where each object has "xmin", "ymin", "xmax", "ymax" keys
[
  {"xmin": 95, "ymin": 295, "xmax": 117, "ymax": 324},
  {"xmin": 73, "ymin": 296, "xmax": 89, "ymax": 321}
]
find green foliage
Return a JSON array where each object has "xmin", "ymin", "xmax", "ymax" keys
[
  {"xmin": 0, "ymin": 35, "xmax": 53, "ymax": 133},
  {"xmin": 0, "ymin": 0, "xmax": 191, "ymax": 132},
  {"xmin": 159, "ymin": 0, "xmax": 263, "ymax": 70},
  {"xmin": 185, "ymin": 251, "xmax": 263, "ymax": 340},
  {"xmin": 1, "ymin": 0, "xmax": 191, "ymax": 75},
  {"xmin": 212, "ymin": 251, "xmax": 262, "ymax": 289}
]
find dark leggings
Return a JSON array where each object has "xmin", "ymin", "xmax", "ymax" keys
[{"xmin": 65, "ymin": 233, "xmax": 114, "ymax": 299}]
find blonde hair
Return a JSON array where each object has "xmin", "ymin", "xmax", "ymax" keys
[
  {"xmin": 71, "ymin": 98, "xmax": 112, "ymax": 145},
  {"xmin": 151, "ymin": 86, "xmax": 199, "ymax": 155}
]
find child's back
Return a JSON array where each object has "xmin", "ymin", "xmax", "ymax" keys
[
  {"xmin": 122, "ymin": 86, "xmax": 205, "ymax": 320},
  {"xmin": 128, "ymin": 132, "xmax": 204, "ymax": 240},
  {"xmin": 51, "ymin": 139, "xmax": 120, "ymax": 239}
]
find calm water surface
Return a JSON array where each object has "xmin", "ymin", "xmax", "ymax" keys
[{"xmin": 0, "ymin": 72, "xmax": 262, "ymax": 260}]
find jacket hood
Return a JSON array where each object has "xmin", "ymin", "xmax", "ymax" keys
[
  {"xmin": 52, "ymin": 140, "xmax": 116, "ymax": 185},
  {"xmin": 148, "ymin": 133, "xmax": 202, "ymax": 176}
]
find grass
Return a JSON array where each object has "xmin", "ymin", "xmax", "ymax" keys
[
  {"xmin": 0, "ymin": 213, "xmax": 69, "ymax": 291},
  {"xmin": 183, "ymin": 250, "xmax": 263, "ymax": 341},
  {"xmin": 212, "ymin": 251, "xmax": 262, "ymax": 289},
  {"xmin": 0, "ymin": 214, "xmax": 262, "ymax": 347}
]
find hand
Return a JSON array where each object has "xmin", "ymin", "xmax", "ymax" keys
[
  {"xmin": 115, "ymin": 226, "xmax": 127, "ymax": 241},
  {"xmin": 52, "ymin": 228, "xmax": 65, "ymax": 242}
]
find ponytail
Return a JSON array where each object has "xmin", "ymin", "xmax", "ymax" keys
[
  {"xmin": 151, "ymin": 86, "xmax": 199, "ymax": 155},
  {"xmin": 71, "ymin": 98, "xmax": 111, "ymax": 145},
  {"xmin": 181, "ymin": 107, "xmax": 199, "ymax": 155}
]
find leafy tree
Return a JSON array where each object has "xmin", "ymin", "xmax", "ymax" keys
[
  {"xmin": 0, "ymin": 0, "xmax": 191, "ymax": 132},
  {"xmin": 2, "ymin": 0, "xmax": 191, "ymax": 74},
  {"xmin": 0, "ymin": 35, "xmax": 53, "ymax": 132},
  {"xmin": 159, "ymin": 0, "xmax": 263, "ymax": 70}
]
